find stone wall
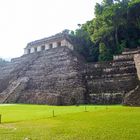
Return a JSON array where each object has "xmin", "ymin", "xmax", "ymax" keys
[
  {"xmin": 122, "ymin": 53, "xmax": 140, "ymax": 106},
  {"xmin": 19, "ymin": 47, "xmax": 86, "ymax": 105},
  {"xmin": 0, "ymin": 47, "xmax": 140, "ymax": 105},
  {"xmin": 0, "ymin": 47, "xmax": 86, "ymax": 105},
  {"xmin": 83, "ymin": 57, "xmax": 138, "ymax": 104},
  {"xmin": 134, "ymin": 54, "xmax": 140, "ymax": 80},
  {"xmin": 24, "ymin": 34, "xmax": 74, "ymax": 55}
]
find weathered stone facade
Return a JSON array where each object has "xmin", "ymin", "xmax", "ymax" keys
[
  {"xmin": 0, "ymin": 47, "xmax": 86, "ymax": 105},
  {"xmin": 24, "ymin": 33, "xmax": 74, "ymax": 55},
  {"xmin": 123, "ymin": 52, "xmax": 140, "ymax": 106},
  {"xmin": 0, "ymin": 33, "xmax": 140, "ymax": 105}
]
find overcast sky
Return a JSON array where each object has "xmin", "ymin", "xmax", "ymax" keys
[{"xmin": 0, "ymin": 0, "xmax": 102, "ymax": 59}]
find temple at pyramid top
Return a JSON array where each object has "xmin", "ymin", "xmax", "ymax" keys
[{"xmin": 24, "ymin": 32, "xmax": 74, "ymax": 55}]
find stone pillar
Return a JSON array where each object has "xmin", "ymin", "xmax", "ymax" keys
[
  {"xmin": 53, "ymin": 42, "xmax": 57, "ymax": 48},
  {"xmin": 31, "ymin": 47, "xmax": 35, "ymax": 53},
  {"xmin": 134, "ymin": 54, "xmax": 140, "ymax": 80},
  {"xmin": 61, "ymin": 39, "xmax": 74, "ymax": 50},
  {"xmin": 68, "ymin": 44, "xmax": 74, "ymax": 50},
  {"xmin": 61, "ymin": 39, "xmax": 67, "ymax": 46},
  {"xmin": 45, "ymin": 44, "xmax": 49, "ymax": 50},
  {"xmin": 24, "ymin": 49, "xmax": 28, "ymax": 55},
  {"xmin": 37, "ymin": 46, "xmax": 41, "ymax": 52}
]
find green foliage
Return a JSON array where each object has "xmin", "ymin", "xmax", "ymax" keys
[
  {"xmin": 0, "ymin": 105, "xmax": 140, "ymax": 140},
  {"xmin": 95, "ymin": 3, "xmax": 103, "ymax": 16},
  {"xmin": 73, "ymin": 0, "xmax": 140, "ymax": 62},
  {"xmin": 70, "ymin": 28, "xmax": 99, "ymax": 62},
  {"xmin": 117, "ymin": 40, "xmax": 126, "ymax": 54},
  {"xmin": 99, "ymin": 42, "xmax": 113, "ymax": 61},
  {"xmin": 103, "ymin": 0, "xmax": 114, "ymax": 6}
]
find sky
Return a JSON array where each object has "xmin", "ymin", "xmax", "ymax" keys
[{"xmin": 0, "ymin": 0, "xmax": 102, "ymax": 59}]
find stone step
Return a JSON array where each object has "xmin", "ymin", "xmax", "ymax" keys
[
  {"xmin": 112, "ymin": 61, "xmax": 135, "ymax": 67},
  {"xmin": 86, "ymin": 67, "xmax": 136, "ymax": 78},
  {"xmin": 102, "ymin": 66, "xmax": 136, "ymax": 74},
  {"xmin": 87, "ymin": 76, "xmax": 137, "ymax": 93},
  {"xmin": 113, "ymin": 54, "xmax": 134, "ymax": 61},
  {"xmin": 86, "ymin": 60, "xmax": 135, "ymax": 70},
  {"xmin": 85, "ymin": 73, "xmax": 137, "ymax": 79},
  {"xmin": 122, "ymin": 48, "xmax": 140, "ymax": 55}
]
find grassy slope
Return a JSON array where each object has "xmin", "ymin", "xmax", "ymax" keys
[{"xmin": 0, "ymin": 105, "xmax": 140, "ymax": 140}]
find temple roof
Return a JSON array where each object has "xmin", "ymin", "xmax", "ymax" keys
[{"xmin": 26, "ymin": 32, "xmax": 74, "ymax": 48}]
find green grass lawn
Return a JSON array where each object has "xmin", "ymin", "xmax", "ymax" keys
[{"xmin": 0, "ymin": 104, "xmax": 140, "ymax": 140}]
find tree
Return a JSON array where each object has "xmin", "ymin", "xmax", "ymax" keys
[
  {"xmin": 70, "ymin": 27, "xmax": 99, "ymax": 62},
  {"xmin": 81, "ymin": 0, "xmax": 140, "ymax": 61},
  {"xmin": 103, "ymin": 0, "xmax": 114, "ymax": 6},
  {"xmin": 72, "ymin": 0, "xmax": 140, "ymax": 62},
  {"xmin": 99, "ymin": 42, "xmax": 113, "ymax": 61},
  {"xmin": 95, "ymin": 3, "xmax": 103, "ymax": 16}
]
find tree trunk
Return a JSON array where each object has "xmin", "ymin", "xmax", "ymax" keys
[{"xmin": 115, "ymin": 27, "xmax": 119, "ymax": 47}]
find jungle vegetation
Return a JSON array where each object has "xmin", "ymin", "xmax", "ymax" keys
[{"xmin": 72, "ymin": 0, "xmax": 140, "ymax": 62}]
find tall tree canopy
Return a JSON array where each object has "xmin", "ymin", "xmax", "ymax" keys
[{"xmin": 73, "ymin": 0, "xmax": 140, "ymax": 62}]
